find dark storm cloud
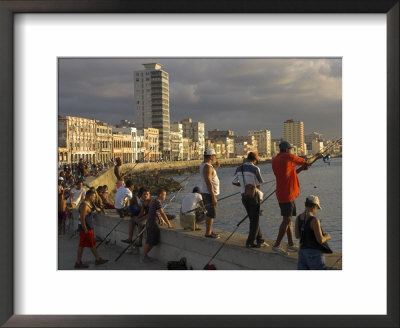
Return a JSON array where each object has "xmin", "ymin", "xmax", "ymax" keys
[{"xmin": 58, "ymin": 58, "xmax": 341, "ymax": 139}]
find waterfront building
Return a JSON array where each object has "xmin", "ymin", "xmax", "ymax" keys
[
  {"xmin": 138, "ymin": 127, "xmax": 160, "ymax": 162},
  {"xmin": 112, "ymin": 132, "xmax": 134, "ymax": 163},
  {"xmin": 211, "ymin": 137, "xmax": 234, "ymax": 158},
  {"xmin": 134, "ymin": 63, "xmax": 171, "ymax": 160},
  {"xmin": 170, "ymin": 122, "xmax": 184, "ymax": 161},
  {"xmin": 233, "ymin": 136, "xmax": 258, "ymax": 157},
  {"xmin": 283, "ymin": 119, "xmax": 305, "ymax": 155},
  {"xmin": 312, "ymin": 139, "xmax": 324, "ymax": 155},
  {"xmin": 58, "ymin": 146, "xmax": 69, "ymax": 166},
  {"xmin": 182, "ymin": 137, "xmax": 194, "ymax": 160},
  {"xmin": 113, "ymin": 127, "xmax": 139, "ymax": 162},
  {"xmin": 95, "ymin": 121, "xmax": 113, "ymax": 163},
  {"xmin": 271, "ymin": 138, "xmax": 282, "ymax": 157},
  {"xmin": 248, "ymin": 129, "xmax": 271, "ymax": 158},
  {"xmin": 208, "ymin": 129, "xmax": 234, "ymax": 140},
  {"xmin": 179, "ymin": 118, "xmax": 205, "ymax": 159},
  {"xmin": 58, "ymin": 115, "xmax": 97, "ymax": 164},
  {"xmin": 305, "ymin": 131, "xmax": 323, "ymax": 151}
]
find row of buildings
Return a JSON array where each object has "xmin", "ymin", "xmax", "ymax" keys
[
  {"xmin": 58, "ymin": 114, "xmax": 340, "ymax": 165},
  {"xmin": 58, "ymin": 62, "xmax": 341, "ymax": 165}
]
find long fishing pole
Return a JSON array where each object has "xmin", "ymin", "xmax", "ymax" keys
[
  {"xmin": 162, "ymin": 173, "xmax": 194, "ymax": 211},
  {"xmin": 203, "ymin": 188, "xmax": 277, "ymax": 269},
  {"xmin": 114, "ymin": 173, "xmax": 194, "ymax": 261},
  {"xmin": 96, "ymin": 218, "xmax": 126, "ymax": 249},
  {"xmin": 202, "ymin": 148, "xmax": 336, "ymax": 268},
  {"xmin": 182, "ymin": 179, "xmax": 275, "ymax": 215},
  {"xmin": 114, "ymin": 228, "xmax": 146, "ymax": 261}
]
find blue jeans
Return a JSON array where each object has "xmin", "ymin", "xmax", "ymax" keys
[{"xmin": 297, "ymin": 248, "xmax": 326, "ymax": 270}]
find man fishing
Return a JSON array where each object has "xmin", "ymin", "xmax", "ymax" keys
[
  {"xmin": 271, "ymin": 141, "xmax": 322, "ymax": 256},
  {"xmin": 114, "ymin": 157, "xmax": 126, "ymax": 189},
  {"xmin": 200, "ymin": 148, "xmax": 221, "ymax": 239},
  {"xmin": 232, "ymin": 152, "xmax": 268, "ymax": 248}
]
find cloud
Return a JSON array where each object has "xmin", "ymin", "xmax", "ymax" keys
[{"xmin": 58, "ymin": 58, "xmax": 342, "ymax": 139}]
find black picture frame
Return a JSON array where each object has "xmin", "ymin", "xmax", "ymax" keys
[{"xmin": 0, "ymin": 1, "xmax": 398, "ymax": 327}]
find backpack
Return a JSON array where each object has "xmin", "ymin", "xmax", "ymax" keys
[{"xmin": 167, "ymin": 257, "xmax": 187, "ymax": 270}]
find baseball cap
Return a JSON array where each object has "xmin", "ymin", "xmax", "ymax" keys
[
  {"xmin": 58, "ymin": 177, "xmax": 64, "ymax": 181},
  {"xmin": 306, "ymin": 195, "xmax": 322, "ymax": 209},
  {"xmin": 279, "ymin": 141, "xmax": 293, "ymax": 150},
  {"xmin": 204, "ymin": 148, "xmax": 216, "ymax": 156},
  {"xmin": 192, "ymin": 186, "xmax": 201, "ymax": 193},
  {"xmin": 247, "ymin": 152, "xmax": 260, "ymax": 161}
]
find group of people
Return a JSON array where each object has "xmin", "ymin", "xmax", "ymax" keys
[
  {"xmin": 61, "ymin": 141, "xmax": 333, "ymax": 270},
  {"xmin": 179, "ymin": 142, "xmax": 331, "ymax": 270}
]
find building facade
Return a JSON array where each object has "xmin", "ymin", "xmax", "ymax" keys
[
  {"xmin": 95, "ymin": 121, "xmax": 113, "ymax": 163},
  {"xmin": 179, "ymin": 118, "xmax": 205, "ymax": 159},
  {"xmin": 58, "ymin": 115, "xmax": 97, "ymax": 164},
  {"xmin": 283, "ymin": 119, "xmax": 305, "ymax": 155},
  {"xmin": 305, "ymin": 131, "xmax": 324, "ymax": 151},
  {"xmin": 208, "ymin": 129, "xmax": 234, "ymax": 140},
  {"xmin": 112, "ymin": 132, "xmax": 134, "ymax": 163},
  {"xmin": 141, "ymin": 127, "xmax": 160, "ymax": 162},
  {"xmin": 134, "ymin": 63, "xmax": 171, "ymax": 160},
  {"xmin": 233, "ymin": 136, "xmax": 258, "ymax": 157},
  {"xmin": 113, "ymin": 127, "xmax": 139, "ymax": 162},
  {"xmin": 248, "ymin": 130, "xmax": 271, "ymax": 157}
]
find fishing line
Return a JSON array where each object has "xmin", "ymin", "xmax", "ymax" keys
[{"xmin": 203, "ymin": 189, "xmax": 277, "ymax": 269}]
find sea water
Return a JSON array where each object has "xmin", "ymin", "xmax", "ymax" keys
[{"xmin": 168, "ymin": 158, "xmax": 342, "ymax": 253}]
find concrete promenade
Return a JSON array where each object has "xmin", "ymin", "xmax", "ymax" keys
[
  {"xmin": 58, "ymin": 232, "xmax": 165, "ymax": 270},
  {"xmin": 59, "ymin": 209, "xmax": 342, "ymax": 270}
]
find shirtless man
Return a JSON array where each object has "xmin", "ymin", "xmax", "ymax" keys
[{"xmin": 114, "ymin": 157, "xmax": 126, "ymax": 189}]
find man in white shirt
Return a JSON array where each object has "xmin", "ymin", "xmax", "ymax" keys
[
  {"xmin": 180, "ymin": 187, "xmax": 206, "ymax": 231},
  {"xmin": 114, "ymin": 180, "xmax": 134, "ymax": 218},
  {"xmin": 68, "ymin": 181, "xmax": 86, "ymax": 208}
]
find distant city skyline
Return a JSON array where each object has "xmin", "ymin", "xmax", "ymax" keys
[{"xmin": 58, "ymin": 58, "xmax": 342, "ymax": 139}]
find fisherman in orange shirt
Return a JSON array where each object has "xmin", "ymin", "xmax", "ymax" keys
[{"xmin": 271, "ymin": 141, "xmax": 322, "ymax": 255}]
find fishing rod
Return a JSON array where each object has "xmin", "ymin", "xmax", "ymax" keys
[
  {"xmin": 114, "ymin": 173, "xmax": 195, "ymax": 261},
  {"xmin": 162, "ymin": 173, "xmax": 195, "ymax": 211},
  {"xmin": 114, "ymin": 228, "xmax": 146, "ymax": 261},
  {"xmin": 182, "ymin": 179, "xmax": 275, "ymax": 215},
  {"xmin": 96, "ymin": 217, "xmax": 127, "ymax": 249},
  {"xmin": 203, "ymin": 188, "xmax": 277, "ymax": 269},
  {"xmin": 203, "ymin": 158, "xmax": 324, "ymax": 268}
]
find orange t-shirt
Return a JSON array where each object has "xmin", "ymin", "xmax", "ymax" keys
[{"xmin": 272, "ymin": 152, "xmax": 306, "ymax": 203}]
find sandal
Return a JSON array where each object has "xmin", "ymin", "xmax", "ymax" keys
[
  {"xmin": 121, "ymin": 239, "xmax": 132, "ymax": 244},
  {"xmin": 195, "ymin": 227, "xmax": 202, "ymax": 231}
]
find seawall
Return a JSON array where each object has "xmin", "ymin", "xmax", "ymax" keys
[{"xmin": 70, "ymin": 209, "xmax": 342, "ymax": 270}]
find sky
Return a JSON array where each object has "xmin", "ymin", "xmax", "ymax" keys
[{"xmin": 58, "ymin": 58, "xmax": 342, "ymax": 140}]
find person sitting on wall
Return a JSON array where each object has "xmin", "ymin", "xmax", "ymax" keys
[
  {"xmin": 114, "ymin": 180, "xmax": 134, "ymax": 218},
  {"xmin": 180, "ymin": 186, "xmax": 206, "ymax": 231},
  {"xmin": 100, "ymin": 185, "xmax": 115, "ymax": 209}
]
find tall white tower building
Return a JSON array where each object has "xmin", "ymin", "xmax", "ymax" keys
[
  {"xmin": 283, "ymin": 119, "xmax": 305, "ymax": 155},
  {"xmin": 134, "ymin": 63, "xmax": 171, "ymax": 160}
]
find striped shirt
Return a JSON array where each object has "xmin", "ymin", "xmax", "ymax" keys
[{"xmin": 232, "ymin": 162, "xmax": 264, "ymax": 194}]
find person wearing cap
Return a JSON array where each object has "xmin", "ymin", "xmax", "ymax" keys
[
  {"xmin": 200, "ymin": 148, "xmax": 221, "ymax": 238},
  {"xmin": 295, "ymin": 195, "xmax": 331, "ymax": 270},
  {"xmin": 180, "ymin": 186, "xmax": 206, "ymax": 231},
  {"xmin": 232, "ymin": 152, "xmax": 268, "ymax": 248},
  {"xmin": 114, "ymin": 157, "xmax": 126, "ymax": 189},
  {"xmin": 271, "ymin": 141, "xmax": 323, "ymax": 255}
]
